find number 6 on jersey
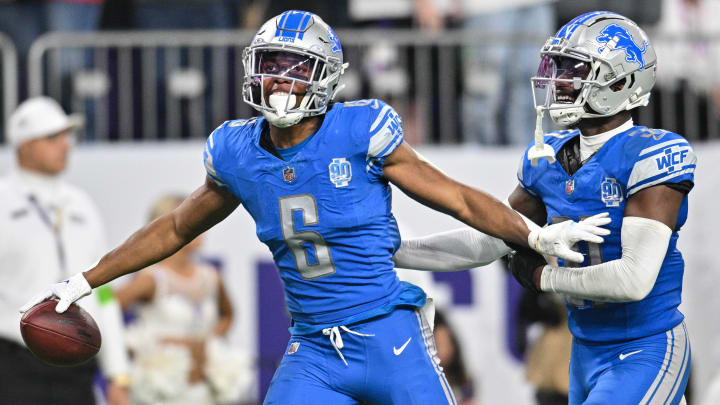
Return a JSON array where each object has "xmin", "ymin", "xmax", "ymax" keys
[{"xmin": 279, "ymin": 194, "xmax": 336, "ymax": 279}]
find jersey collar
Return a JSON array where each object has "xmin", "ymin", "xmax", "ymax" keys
[{"xmin": 579, "ymin": 119, "xmax": 634, "ymax": 161}]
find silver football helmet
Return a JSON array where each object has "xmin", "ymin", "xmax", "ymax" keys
[
  {"xmin": 242, "ymin": 10, "xmax": 348, "ymax": 128},
  {"xmin": 531, "ymin": 11, "xmax": 657, "ymax": 126}
]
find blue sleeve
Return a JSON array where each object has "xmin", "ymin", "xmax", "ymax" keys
[
  {"xmin": 624, "ymin": 132, "xmax": 697, "ymax": 196},
  {"xmin": 354, "ymin": 99, "xmax": 404, "ymax": 180},
  {"xmin": 203, "ymin": 121, "xmax": 231, "ymax": 188},
  {"xmin": 517, "ymin": 144, "xmax": 540, "ymax": 197},
  {"xmin": 517, "ymin": 130, "xmax": 578, "ymax": 197}
]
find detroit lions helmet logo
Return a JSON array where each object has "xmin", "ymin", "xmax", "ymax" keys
[
  {"xmin": 596, "ymin": 24, "xmax": 648, "ymax": 71},
  {"xmin": 327, "ymin": 28, "xmax": 341, "ymax": 53}
]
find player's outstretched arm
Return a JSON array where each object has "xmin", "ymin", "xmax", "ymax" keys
[
  {"xmin": 393, "ymin": 185, "xmax": 548, "ymax": 271},
  {"xmin": 383, "ymin": 143, "xmax": 610, "ymax": 263},
  {"xmin": 393, "ymin": 227, "xmax": 512, "ymax": 271},
  {"xmin": 516, "ymin": 185, "xmax": 682, "ymax": 302},
  {"xmin": 84, "ymin": 177, "xmax": 240, "ymax": 287},
  {"xmin": 393, "ymin": 206, "xmax": 544, "ymax": 271},
  {"xmin": 393, "ymin": 184, "xmax": 604, "ymax": 271},
  {"xmin": 383, "ymin": 143, "xmax": 532, "ymax": 247},
  {"xmin": 21, "ymin": 177, "xmax": 240, "ymax": 313}
]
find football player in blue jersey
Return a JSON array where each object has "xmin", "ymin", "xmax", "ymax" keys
[
  {"xmin": 21, "ymin": 11, "xmax": 611, "ymax": 404},
  {"xmin": 395, "ymin": 11, "xmax": 695, "ymax": 405}
]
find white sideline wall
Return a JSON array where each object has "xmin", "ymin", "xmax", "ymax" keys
[{"xmin": 1, "ymin": 141, "xmax": 717, "ymax": 404}]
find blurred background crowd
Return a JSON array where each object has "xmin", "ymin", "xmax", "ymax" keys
[
  {"xmin": 1, "ymin": 0, "xmax": 720, "ymax": 404},
  {"xmin": 1, "ymin": 0, "xmax": 719, "ymax": 145}
]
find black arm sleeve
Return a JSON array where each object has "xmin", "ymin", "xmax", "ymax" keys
[{"xmin": 663, "ymin": 180, "xmax": 694, "ymax": 195}]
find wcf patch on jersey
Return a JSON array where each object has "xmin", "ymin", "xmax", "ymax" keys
[
  {"xmin": 329, "ymin": 158, "xmax": 352, "ymax": 188},
  {"xmin": 656, "ymin": 146, "xmax": 690, "ymax": 173},
  {"xmin": 601, "ymin": 177, "xmax": 624, "ymax": 207}
]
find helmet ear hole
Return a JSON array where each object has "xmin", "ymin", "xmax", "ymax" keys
[
  {"xmin": 611, "ymin": 77, "xmax": 627, "ymax": 92},
  {"xmin": 250, "ymin": 83, "xmax": 262, "ymax": 105}
]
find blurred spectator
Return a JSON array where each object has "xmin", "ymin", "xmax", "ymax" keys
[
  {"xmin": 363, "ymin": 42, "xmax": 409, "ymax": 102},
  {"xmin": 348, "ymin": 0, "xmax": 447, "ymax": 29},
  {"xmin": 44, "ymin": 0, "xmax": 106, "ymax": 140},
  {"xmin": 518, "ymin": 290, "xmax": 570, "ymax": 405},
  {"xmin": 99, "ymin": 0, "xmax": 133, "ymax": 29},
  {"xmin": 0, "ymin": 0, "xmax": 45, "ymax": 99},
  {"xmin": 653, "ymin": 0, "xmax": 720, "ymax": 112},
  {"xmin": 46, "ymin": 0, "xmax": 105, "ymax": 33},
  {"xmin": 115, "ymin": 194, "xmax": 251, "ymax": 405},
  {"xmin": 131, "ymin": 0, "xmax": 240, "ymax": 30},
  {"xmin": 553, "ymin": 0, "xmax": 662, "ymax": 26},
  {"xmin": 0, "ymin": 0, "xmax": 105, "ymax": 98},
  {"xmin": 0, "ymin": 96, "xmax": 130, "ymax": 405},
  {"xmin": 414, "ymin": 0, "xmax": 447, "ymax": 32},
  {"xmin": 434, "ymin": 309, "xmax": 476, "ymax": 405},
  {"xmin": 0, "ymin": 0, "xmax": 43, "ymax": 55},
  {"xmin": 252, "ymin": 0, "xmax": 351, "ymax": 29},
  {"xmin": 348, "ymin": 0, "xmax": 453, "ymax": 143},
  {"xmin": 459, "ymin": 1, "xmax": 556, "ymax": 145}
]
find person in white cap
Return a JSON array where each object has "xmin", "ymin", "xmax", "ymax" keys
[{"xmin": 0, "ymin": 97, "xmax": 131, "ymax": 405}]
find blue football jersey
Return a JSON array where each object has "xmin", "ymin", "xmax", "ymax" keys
[
  {"xmin": 203, "ymin": 99, "xmax": 425, "ymax": 332},
  {"xmin": 518, "ymin": 126, "xmax": 697, "ymax": 342}
]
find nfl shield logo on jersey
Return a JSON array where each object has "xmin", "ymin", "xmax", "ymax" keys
[
  {"xmin": 565, "ymin": 179, "xmax": 575, "ymax": 195},
  {"xmin": 601, "ymin": 177, "xmax": 624, "ymax": 207},
  {"xmin": 329, "ymin": 158, "xmax": 352, "ymax": 188},
  {"xmin": 288, "ymin": 341, "xmax": 300, "ymax": 354},
  {"xmin": 283, "ymin": 166, "xmax": 296, "ymax": 183}
]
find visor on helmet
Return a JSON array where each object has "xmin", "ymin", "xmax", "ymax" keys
[
  {"xmin": 530, "ymin": 55, "xmax": 595, "ymax": 126},
  {"xmin": 534, "ymin": 55, "xmax": 591, "ymax": 89},
  {"xmin": 255, "ymin": 50, "xmax": 324, "ymax": 82},
  {"xmin": 532, "ymin": 55, "xmax": 592, "ymax": 106}
]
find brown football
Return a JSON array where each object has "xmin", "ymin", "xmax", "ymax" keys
[{"xmin": 20, "ymin": 299, "xmax": 101, "ymax": 366}]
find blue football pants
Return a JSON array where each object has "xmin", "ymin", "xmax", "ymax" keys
[
  {"xmin": 569, "ymin": 322, "xmax": 690, "ymax": 405},
  {"xmin": 264, "ymin": 302, "xmax": 457, "ymax": 405}
]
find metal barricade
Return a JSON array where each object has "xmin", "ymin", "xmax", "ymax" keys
[
  {"xmin": 26, "ymin": 29, "xmax": 720, "ymax": 144},
  {"xmin": 0, "ymin": 32, "xmax": 18, "ymax": 144},
  {"xmin": 26, "ymin": 30, "xmax": 546, "ymax": 144},
  {"xmin": 29, "ymin": 30, "xmax": 254, "ymax": 142}
]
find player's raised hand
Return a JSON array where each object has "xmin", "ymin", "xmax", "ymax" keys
[
  {"xmin": 20, "ymin": 273, "xmax": 92, "ymax": 314},
  {"xmin": 529, "ymin": 213, "xmax": 612, "ymax": 263}
]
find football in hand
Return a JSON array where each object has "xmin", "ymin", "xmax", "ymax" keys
[{"xmin": 20, "ymin": 299, "xmax": 101, "ymax": 366}]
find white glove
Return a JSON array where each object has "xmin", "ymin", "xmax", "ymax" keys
[
  {"xmin": 19, "ymin": 272, "xmax": 93, "ymax": 314},
  {"xmin": 528, "ymin": 213, "xmax": 611, "ymax": 263}
]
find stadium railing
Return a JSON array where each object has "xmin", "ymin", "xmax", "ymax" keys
[
  {"xmin": 24, "ymin": 30, "xmax": 563, "ymax": 144},
  {"xmin": 14, "ymin": 29, "xmax": 720, "ymax": 144},
  {"xmin": 0, "ymin": 32, "xmax": 18, "ymax": 144}
]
